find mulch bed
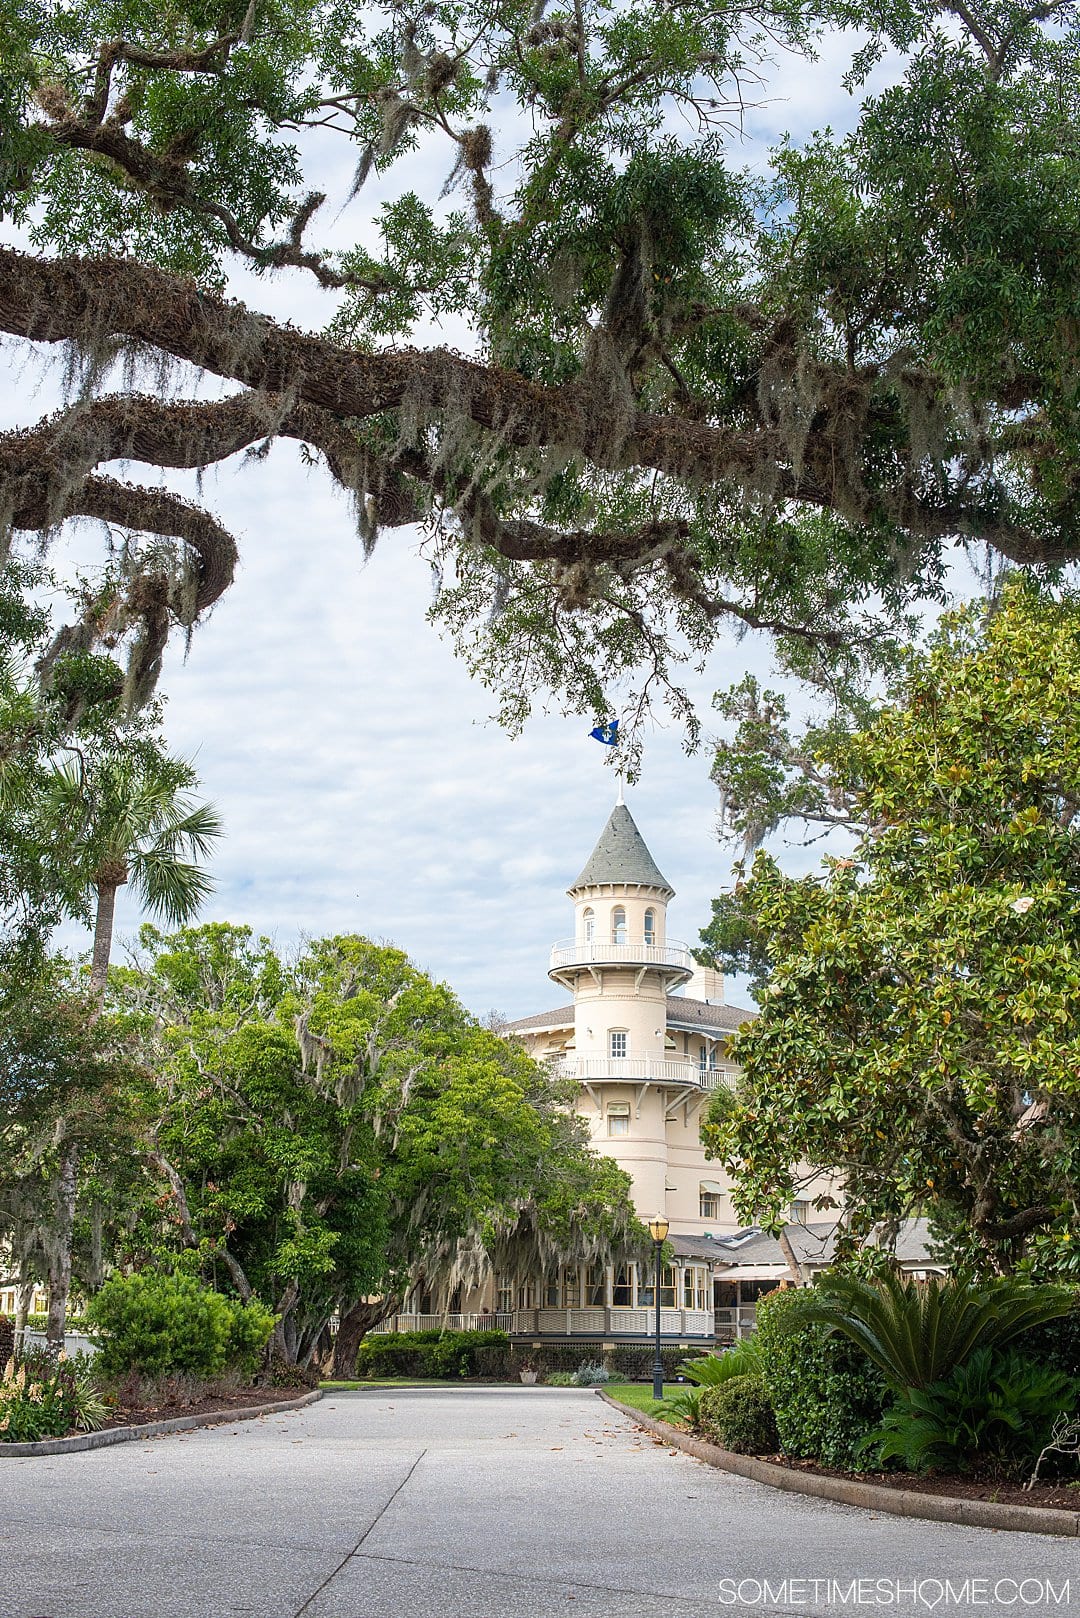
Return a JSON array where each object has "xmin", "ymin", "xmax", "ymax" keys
[
  {"xmin": 98, "ymin": 1385, "xmax": 310, "ymax": 1431},
  {"xmin": 767, "ymin": 1454, "xmax": 1080, "ymax": 1512}
]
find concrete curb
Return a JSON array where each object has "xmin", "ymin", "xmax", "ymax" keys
[
  {"xmin": 0, "ymin": 1388, "xmax": 322, "ymax": 1458},
  {"xmin": 599, "ymin": 1393, "xmax": 1080, "ymax": 1539}
]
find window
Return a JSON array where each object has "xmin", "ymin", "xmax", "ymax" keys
[
  {"xmin": 496, "ymin": 1279, "xmax": 513, "ymax": 1313},
  {"xmin": 612, "ymin": 906, "xmax": 627, "ymax": 944},
  {"xmin": 698, "ymin": 1044, "xmax": 708, "ymax": 1072},
  {"xmin": 609, "ymin": 1029, "xmax": 628, "ymax": 1060},
  {"xmin": 640, "ymin": 1266, "xmax": 677, "ymax": 1309},
  {"xmin": 567, "ymin": 1267, "xmax": 584, "ymax": 1307},
  {"xmin": 582, "ymin": 906, "xmax": 595, "ymax": 942},
  {"xmin": 791, "ymin": 1199, "xmax": 810, "ymax": 1226},
  {"xmin": 612, "ymin": 1264, "xmax": 634, "ymax": 1306},
  {"xmin": 644, "ymin": 908, "xmax": 655, "ymax": 944},
  {"xmin": 517, "ymin": 1280, "xmax": 536, "ymax": 1310},
  {"xmin": 700, "ymin": 1181, "xmax": 724, "ymax": 1219},
  {"xmin": 680, "ymin": 1267, "xmax": 708, "ymax": 1311},
  {"xmin": 543, "ymin": 1274, "xmax": 560, "ymax": 1308},
  {"xmin": 607, "ymin": 1100, "xmax": 630, "ymax": 1136}
]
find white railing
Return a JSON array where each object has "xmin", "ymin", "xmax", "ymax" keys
[
  {"xmin": 556, "ymin": 1055, "xmax": 699, "ymax": 1084},
  {"xmin": 369, "ymin": 1307, "xmax": 715, "ymax": 1339},
  {"xmin": 370, "ymin": 1312, "xmax": 515, "ymax": 1335},
  {"xmin": 698, "ymin": 1067, "xmax": 739, "ymax": 1091},
  {"xmin": 555, "ymin": 1056, "xmax": 738, "ymax": 1089},
  {"xmin": 549, "ymin": 938, "xmax": 693, "ymax": 973},
  {"xmin": 513, "ymin": 1307, "xmax": 714, "ymax": 1338}
]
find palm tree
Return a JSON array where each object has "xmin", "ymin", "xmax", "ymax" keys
[
  {"xmin": 42, "ymin": 744, "xmax": 222, "ymax": 1346},
  {"xmin": 800, "ymin": 1271, "xmax": 1076, "ymax": 1391},
  {"xmin": 51, "ymin": 747, "xmax": 223, "ymax": 1008}
]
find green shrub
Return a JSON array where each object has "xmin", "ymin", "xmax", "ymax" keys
[
  {"xmin": 683, "ymin": 1340, "xmax": 763, "ymax": 1387},
  {"xmin": 605, "ymin": 1344, "xmax": 710, "ymax": 1380},
  {"xmin": 756, "ymin": 1288, "xmax": 888, "ymax": 1470},
  {"xmin": 572, "ymin": 1361, "xmax": 610, "ymax": 1386},
  {"xmin": 0, "ymin": 1350, "xmax": 104, "ymax": 1443},
  {"xmin": 1024, "ymin": 1303, "xmax": 1080, "ymax": 1382},
  {"xmin": 86, "ymin": 1271, "xmax": 274, "ymax": 1382},
  {"xmin": 656, "ymin": 1344, "xmax": 764, "ymax": 1428},
  {"xmin": 654, "ymin": 1385, "xmax": 704, "ymax": 1426},
  {"xmin": 545, "ymin": 1370, "xmax": 576, "ymax": 1386},
  {"xmin": 699, "ymin": 1377, "xmax": 779, "ymax": 1454},
  {"xmin": 801, "ymin": 1272, "xmax": 1075, "ymax": 1390},
  {"xmin": 867, "ymin": 1348, "xmax": 1079, "ymax": 1476},
  {"xmin": 26, "ymin": 1313, "xmax": 89, "ymax": 1334},
  {"xmin": 354, "ymin": 1329, "xmax": 510, "ymax": 1380}
]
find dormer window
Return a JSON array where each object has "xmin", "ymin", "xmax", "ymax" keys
[
  {"xmin": 644, "ymin": 908, "xmax": 655, "ymax": 944},
  {"xmin": 612, "ymin": 906, "xmax": 627, "ymax": 944}
]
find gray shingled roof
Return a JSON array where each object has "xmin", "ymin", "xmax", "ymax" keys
[
  {"xmin": 505, "ymin": 1004, "xmax": 575, "ymax": 1033},
  {"xmin": 506, "ymin": 993, "xmax": 756, "ymax": 1036},
  {"xmin": 569, "ymin": 803, "xmax": 674, "ymax": 896},
  {"xmin": 665, "ymin": 995, "xmax": 756, "ymax": 1032},
  {"xmin": 671, "ymin": 1218, "xmax": 938, "ymax": 1270}
]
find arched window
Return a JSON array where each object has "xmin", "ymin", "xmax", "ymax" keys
[
  {"xmin": 612, "ymin": 906, "xmax": 627, "ymax": 944},
  {"xmin": 644, "ymin": 908, "xmax": 655, "ymax": 945},
  {"xmin": 582, "ymin": 906, "xmax": 595, "ymax": 942}
]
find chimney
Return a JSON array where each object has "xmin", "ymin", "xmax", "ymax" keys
[{"xmin": 685, "ymin": 967, "xmax": 724, "ymax": 1004}]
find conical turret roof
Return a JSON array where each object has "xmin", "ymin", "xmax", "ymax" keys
[{"xmin": 569, "ymin": 803, "xmax": 674, "ymax": 896}]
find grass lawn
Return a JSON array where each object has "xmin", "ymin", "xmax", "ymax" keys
[{"xmin": 602, "ymin": 1382, "xmax": 680, "ymax": 1416}]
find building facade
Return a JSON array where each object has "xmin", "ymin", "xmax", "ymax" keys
[{"xmin": 380, "ymin": 798, "xmax": 792, "ymax": 1346}]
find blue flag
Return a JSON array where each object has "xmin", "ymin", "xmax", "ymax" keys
[{"xmin": 590, "ymin": 720, "xmax": 619, "ymax": 746}]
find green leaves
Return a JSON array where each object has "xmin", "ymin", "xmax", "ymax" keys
[
  {"xmin": 800, "ymin": 1271, "xmax": 1076, "ymax": 1391},
  {"xmin": 701, "ymin": 584, "xmax": 1080, "ymax": 1272},
  {"xmin": 119, "ymin": 923, "xmax": 643, "ymax": 1362}
]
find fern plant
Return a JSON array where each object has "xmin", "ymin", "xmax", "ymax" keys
[
  {"xmin": 800, "ymin": 1273, "xmax": 1075, "ymax": 1390},
  {"xmin": 865, "ymin": 1348, "xmax": 1078, "ymax": 1475},
  {"xmin": 655, "ymin": 1340, "xmax": 764, "ymax": 1427}
]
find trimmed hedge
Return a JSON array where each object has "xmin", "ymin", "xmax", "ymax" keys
[
  {"xmin": 352, "ymin": 1334, "xmax": 710, "ymax": 1382},
  {"xmin": 756, "ymin": 1287, "xmax": 888, "ymax": 1470},
  {"xmin": 354, "ymin": 1329, "xmax": 511, "ymax": 1379},
  {"xmin": 85, "ymin": 1271, "xmax": 275, "ymax": 1381},
  {"xmin": 698, "ymin": 1376, "xmax": 779, "ymax": 1454}
]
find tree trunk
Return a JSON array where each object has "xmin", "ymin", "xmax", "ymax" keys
[
  {"xmin": 778, "ymin": 1228, "xmax": 806, "ymax": 1287},
  {"xmin": 45, "ymin": 1138, "xmax": 79, "ymax": 1352},
  {"xmin": 14, "ymin": 1278, "xmax": 32, "ymax": 1356},
  {"xmin": 330, "ymin": 1297, "xmax": 400, "ymax": 1380},
  {"xmin": 89, "ymin": 878, "xmax": 121, "ymax": 1008},
  {"xmin": 268, "ymin": 1279, "xmax": 300, "ymax": 1362}
]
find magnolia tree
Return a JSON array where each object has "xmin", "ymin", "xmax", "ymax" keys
[
  {"xmin": 3, "ymin": 1, "xmax": 1080, "ymax": 748},
  {"xmin": 699, "ymin": 585, "xmax": 1080, "ymax": 1278}
]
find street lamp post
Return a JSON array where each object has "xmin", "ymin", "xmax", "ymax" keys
[{"xmin": 647, "ymin": 1212, "xmax": 669, "ymax": 1401}]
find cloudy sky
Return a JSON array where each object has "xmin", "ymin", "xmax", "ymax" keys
[{"xmin": 4, "ymin": 25, "xmax": 900, "ymax": 1020}]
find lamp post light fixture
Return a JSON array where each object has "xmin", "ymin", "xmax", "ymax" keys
[{"xmin": 647, "ymin": 1212, "xmax": 669, "ymax": 1400}]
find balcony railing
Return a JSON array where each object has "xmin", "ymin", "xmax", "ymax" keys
[
  {"xmin": 370, "ymin": 1312, "xmax": 515, "ymax": 1335},
  {"xmin": 549, "ymin": 938, "xmax": 692, "ymax": 973},
  {"xmin": 554, "ymin": 1055, "xmax": 738, "ymax": 1089},
  {"xmin": 370, "ymin": 1308, "xmax": 714, "ymax": 1339}
]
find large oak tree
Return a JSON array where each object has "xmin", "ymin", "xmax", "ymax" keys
[{"xmin": 3, "ymin": 0, "xmax": 1079, "ymax": 745}]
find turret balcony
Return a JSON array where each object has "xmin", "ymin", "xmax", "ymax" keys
[
  {"xmin": 553, "ymin": 1055, "xmax": 737, "ymax": 1090},
  {"xmin": 548, "ymin": 937, "xmax": 693, "ymax": 977}
]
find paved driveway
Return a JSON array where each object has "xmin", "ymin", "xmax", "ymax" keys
[{"xmin": 1, "ymin": 1388, "xmax": 1075, "ymax": 1618}]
